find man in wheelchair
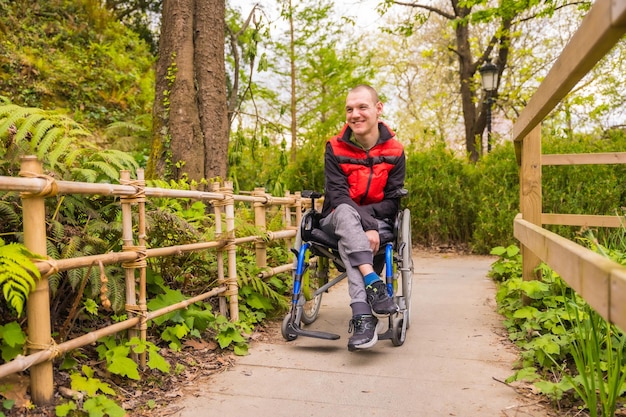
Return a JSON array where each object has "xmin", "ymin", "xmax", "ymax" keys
[{"xmin": 318, "ymin": 84, "xmax": 406, "ymax": 351}]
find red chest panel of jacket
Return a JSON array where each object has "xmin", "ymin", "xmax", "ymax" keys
[{"xmin": 329, "ymin": 137, "xmax": 403, "ymax": 206}]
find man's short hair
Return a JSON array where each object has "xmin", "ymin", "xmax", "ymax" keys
[{"xmin": 350, "ymin": 84, "xmax": 379, "ymax": 104}]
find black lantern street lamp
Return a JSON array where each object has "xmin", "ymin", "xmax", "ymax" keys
[{"xmin": 479, "ymin": 59, "xmax": 499, "ymax": 152}]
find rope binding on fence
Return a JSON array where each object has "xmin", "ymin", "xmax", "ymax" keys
[
  {"xmin": 24, "ymin": 338, "xmax": 62, "ymax": 359},
  {"xmin": 38, "ymin": 257, "xmax": 60, "ymax": 279},
  {"xmin": 121, "ymin": 244, "xmax": 147, "ymax": 269},
  {"xmin": 119, "ymin": 177, "xmax": 146, "ymax": 204},
  {"xmin": 18, "ymin": 171, "xmax": 58, "ymax": 198}
]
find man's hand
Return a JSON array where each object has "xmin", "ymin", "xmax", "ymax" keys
[{"xmin": 365, "ymin": 229, "xmax": 380, "ymax": 253}]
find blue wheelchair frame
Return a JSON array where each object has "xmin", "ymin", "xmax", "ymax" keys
[{"xmin": 282, "ymin": 190, "xmax": 413, "ymax": 347}]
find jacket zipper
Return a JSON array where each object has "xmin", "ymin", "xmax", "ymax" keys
[{"xmin": 359, "ymin": 149, "xmax": 374, "ymax": 205}]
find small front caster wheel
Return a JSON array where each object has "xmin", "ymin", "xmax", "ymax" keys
[
  {"xmin": 281, "ymin": 314, "xmax": 298, "ymax": 341},
  {"xmin": 391, "ymin": 317, "xmax": 406, "ymax": 346}
]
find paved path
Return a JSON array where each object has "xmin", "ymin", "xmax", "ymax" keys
[{"xmin": 170, "ymin": 252, "xmax": 552, "ymax": 417}]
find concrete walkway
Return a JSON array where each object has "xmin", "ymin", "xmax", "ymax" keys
[{"xmin": 171, "ymin": 252, "xmax": 552, "ymax": 417}]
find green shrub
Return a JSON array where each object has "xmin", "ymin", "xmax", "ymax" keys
[
  {"xmin": 404, "ymin": 143, "xmax": 477, "ymax": 247},
  {"xmin": 471, "ymin": 142, "xmax": 520, "ymax": 252}
]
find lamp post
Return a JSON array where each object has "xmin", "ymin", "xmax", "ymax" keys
[{"xmin": 479, "ymin": 59, "xmax": 499, "ymax": 153}]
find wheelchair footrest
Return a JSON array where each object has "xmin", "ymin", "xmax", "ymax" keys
[
  {"xmin": 377, "ymin": 328, "xmax": 393, "ymax": 341},
  {"xmin": 286, "ymin": 322, "xmax": 340, "ymax": 340}
]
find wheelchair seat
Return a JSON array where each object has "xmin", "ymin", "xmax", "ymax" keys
[{"xmin": 300, "ymin": 210, "xmax": 396, "ymax": 251}]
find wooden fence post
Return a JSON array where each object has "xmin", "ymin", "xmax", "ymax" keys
[
  {"xmin": 20, "ymin": 156, "xmax": 53, "ymax": 405},
  {"xmin": 222, "ymin": 182, "xmax": 239, "ymax": 321},
  {"xmin": 520, "ymin": 125, "xmax": 543, "ymax": 285},
  {"xmin": 253, "ymin": 188, "xmax": 267, "ymax": 270},
  {"xmin": 119, "ymin": 171, "xmax": 138, "ymax": 356},
  {"xmin": 294, "ymin": 190, "xmax": 302, "ymax": 234},
  {"xmin": 135, "ymin": 169, "xmax": 148, "ymax": 367},
  {"xmin": 283, "ymin": 191, "xmax": 294, "ymax": 249},
  {"xmin": 213, "ymin": 182, "xmax": 228, "ymax": 317}
]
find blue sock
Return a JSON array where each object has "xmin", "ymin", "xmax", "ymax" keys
[{"xmin": 364, "ymin": 272, "xmax": 380, "ymax": 287}]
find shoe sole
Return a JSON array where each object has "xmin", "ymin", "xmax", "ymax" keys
[
  {"xmin": 348, "ymin": 322, "xmax": 382, "ymax": 351},
  {"xmin": 372, "ymin": 305, "xmax": 399, "ymax": 317}
]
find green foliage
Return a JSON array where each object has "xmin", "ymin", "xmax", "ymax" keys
[
  {"xmin": 402, "ymin": 130, "xmax": 626, "ymax": 253},
  {"xmin": 0, "ymin": 101, "xmax": 139, "ymax": 181},
  {"xmin": 225, "ymin": 127, "xmax": 626, "ymax": 255},
  {"xmin": 228, "ymin": 128, "xmax": 290, "ymax": 195},
  {"xmin": 82, "ymin": 395, "xmax": 126, "ymax": 417},
  {"xmin": 471, "ymin": 142, "xmax": 521, "ymax": 252},
  {"xmin": 494, "ymin": 240, "xmax": 626, "ymax": 415},
  {"xmin": 0, "ymin": 321, "xmax": 26, "ymax": 362},
  {"xmin": 404, "ymin": 143, "xmax": 477, "ymax": 247},
  {"xmin": 95, "ymin": 336, "xmax": 170, "ymax": 379},
  {"xmin": 0, "ymin": 101, "xmax": 146, "ymax": 323},
  {"xmin": 0, "ymin": 240, "xmax": 44, "ymax": 316},
  {"xmin": 71, "ymin": 365, "xmax": 117, "ymax": 396},
  {"xmin": 0, "ymin": 0, "xmax": 155, "ymax": 132},
  {"xmin": 56, "ymin": 365, "xmax": 125, "ymax": 417},
  {"xmin": 233, "ymin": 206, "xmax": 291, "ymax": 316},
  {"xmin": 562, "ymin": 300, "xmax": 626, "ymax": 417},
  {"xmin": 145, "ymin": 282, "xmax": 252, "ymax": 355},
  {"xmin": 541, "ymin": 133, "xmax": 626, "ymax": 241},
  {"xmin": 216, "ymin": 320, "xmax": 248, "ymax": 356},
  {"xmin": 0, "ymin": 398, "xmax": 14, "ymax": 416}
]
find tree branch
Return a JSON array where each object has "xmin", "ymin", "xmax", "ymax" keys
[
  {"xmin": 393, "ymin": 1, "xmax": 456, "ymax": 20},
  {"xmin": 516, "ymin": 1, "xmax": 590, "ymax": 24}
]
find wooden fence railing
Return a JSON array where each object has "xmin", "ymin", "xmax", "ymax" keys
[
  {"xmin": 514, "ymin": 0, "xmax": 626, "ymax": 330},
  {"xmin": 0, "ymin": 156, "xmax": 306, "ymax": 404}
]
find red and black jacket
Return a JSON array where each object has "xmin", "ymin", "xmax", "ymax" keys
[{"xmin": 321, "ymin": 121, "xmax": 406, "ymax": 232}]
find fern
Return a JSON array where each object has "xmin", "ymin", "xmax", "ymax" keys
[
  {"xmin": 0, "ymin": 241, "xmax": 44, "ymax": 316},
  {"xmin": 31, "ymin": 120, "xmax": 58, "ymax": 157},
  {"xmin": 70, "ymin": 167, "xmax": 99, "ymax": 183},
  {"xmin": 0, "ymin": 201, "xmax": 20, "ymax": 228},
  {"xmin": 0, "ymin": 103, "xmax": 87, "ymax": 170},
  {"xmin": 48, "ymin": 134, "xmax": 82, "ymax": 171},
  {"xmin": 104, "ymin": 267, "xmax": 125, "ymax": 312}
]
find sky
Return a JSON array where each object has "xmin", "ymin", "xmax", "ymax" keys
[{"xmin": 228, "ymin": 0, "xmax": 386, "ymax": 33}]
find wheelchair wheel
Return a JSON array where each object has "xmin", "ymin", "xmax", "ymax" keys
[
  {"xmin": 300, "ymin": 256, "xmax": 327, "ymax": 324},
  {"xmin": 399, "ymin": 208, "xmax": 414, "ymax": 329},
  {"xmin": 292, "ymin": 224, "xmax": 326, "ymax": 325}
]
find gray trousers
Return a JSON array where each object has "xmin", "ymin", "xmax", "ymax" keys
[{"xmin": 319, "ymin": 204, "xmax": 389, "ymax": 311}]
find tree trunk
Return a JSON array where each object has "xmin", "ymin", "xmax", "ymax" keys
[
  {"xmin": 195, "ymin": 0, "xmax": 229, "ymax": 180},
  {"xmin": 453, "ymin": 2, "xmax": 479, "ymax": 162},
  {"xmin": 397, "ymin": 0, "xmax": 515, "ymax": 162},
  {"xmin": 148, "ymin": 0, "xmax": 228, "ymax": 182},
  {"xmin": 289, "ymin": 0, "xmax": 297, "ymax": 163}
]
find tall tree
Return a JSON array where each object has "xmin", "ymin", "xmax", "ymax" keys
[
  {"xmin": 147, "ymin": 0, "xmax": 229, "ymax": 182},
  {"xmin": 387, "ymin": 0, "xmax": 590, "ymax": 161},
  {"xmin": 274, "ymin": 0, "xmax": 375, "ymax": 162}
]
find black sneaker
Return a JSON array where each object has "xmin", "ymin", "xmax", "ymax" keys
[
  {"xmin": 366, "ymin": 280, "xmax": 398, "ymax": 315},
  {"xmin": 347, "ymin": 314, "xmax": 378, "ymax": 351}
]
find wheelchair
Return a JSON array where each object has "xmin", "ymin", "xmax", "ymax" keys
[{"xmin": 281, "ymin": 190, "xmax": 413, "ymax": 347}]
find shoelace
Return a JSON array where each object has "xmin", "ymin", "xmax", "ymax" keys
[{"xmin": 348, "ymin": 318, "xmax": 361, "ymax": 334}]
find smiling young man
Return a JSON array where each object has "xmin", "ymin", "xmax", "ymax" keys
[{"xmin": 319, "ymin": 84, "xmax": 407, "ymax": 351}]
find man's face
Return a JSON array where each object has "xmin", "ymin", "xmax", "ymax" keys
[{"xmin": 345, "ymin": 89, "xmax": 382, "ymax": 139}]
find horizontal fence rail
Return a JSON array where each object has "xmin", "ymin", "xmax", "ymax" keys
[
  {"xmin": 540, "ymin": 150, "xmax": 626, "ymax": 228},
  {"xmin": 514, "ymin": 215, "xmax": 626, "ymax": 331},
  {"xmin": 0, "ymin": 156, "xmax": 306, "ymax": 404}
]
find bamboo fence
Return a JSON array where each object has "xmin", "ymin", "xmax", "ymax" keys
[{"xmin": 0, "ymin": 156, "xmax": 304, "ymax": 404}]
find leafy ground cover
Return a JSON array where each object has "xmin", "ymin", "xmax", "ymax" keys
[
  {"xmin": 491, "ymin": 240, "xmax": 626, "ymax": 417},
  {"xmin": 0, "ymin": 323, "xmax": 286, "ymax": 416}
]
